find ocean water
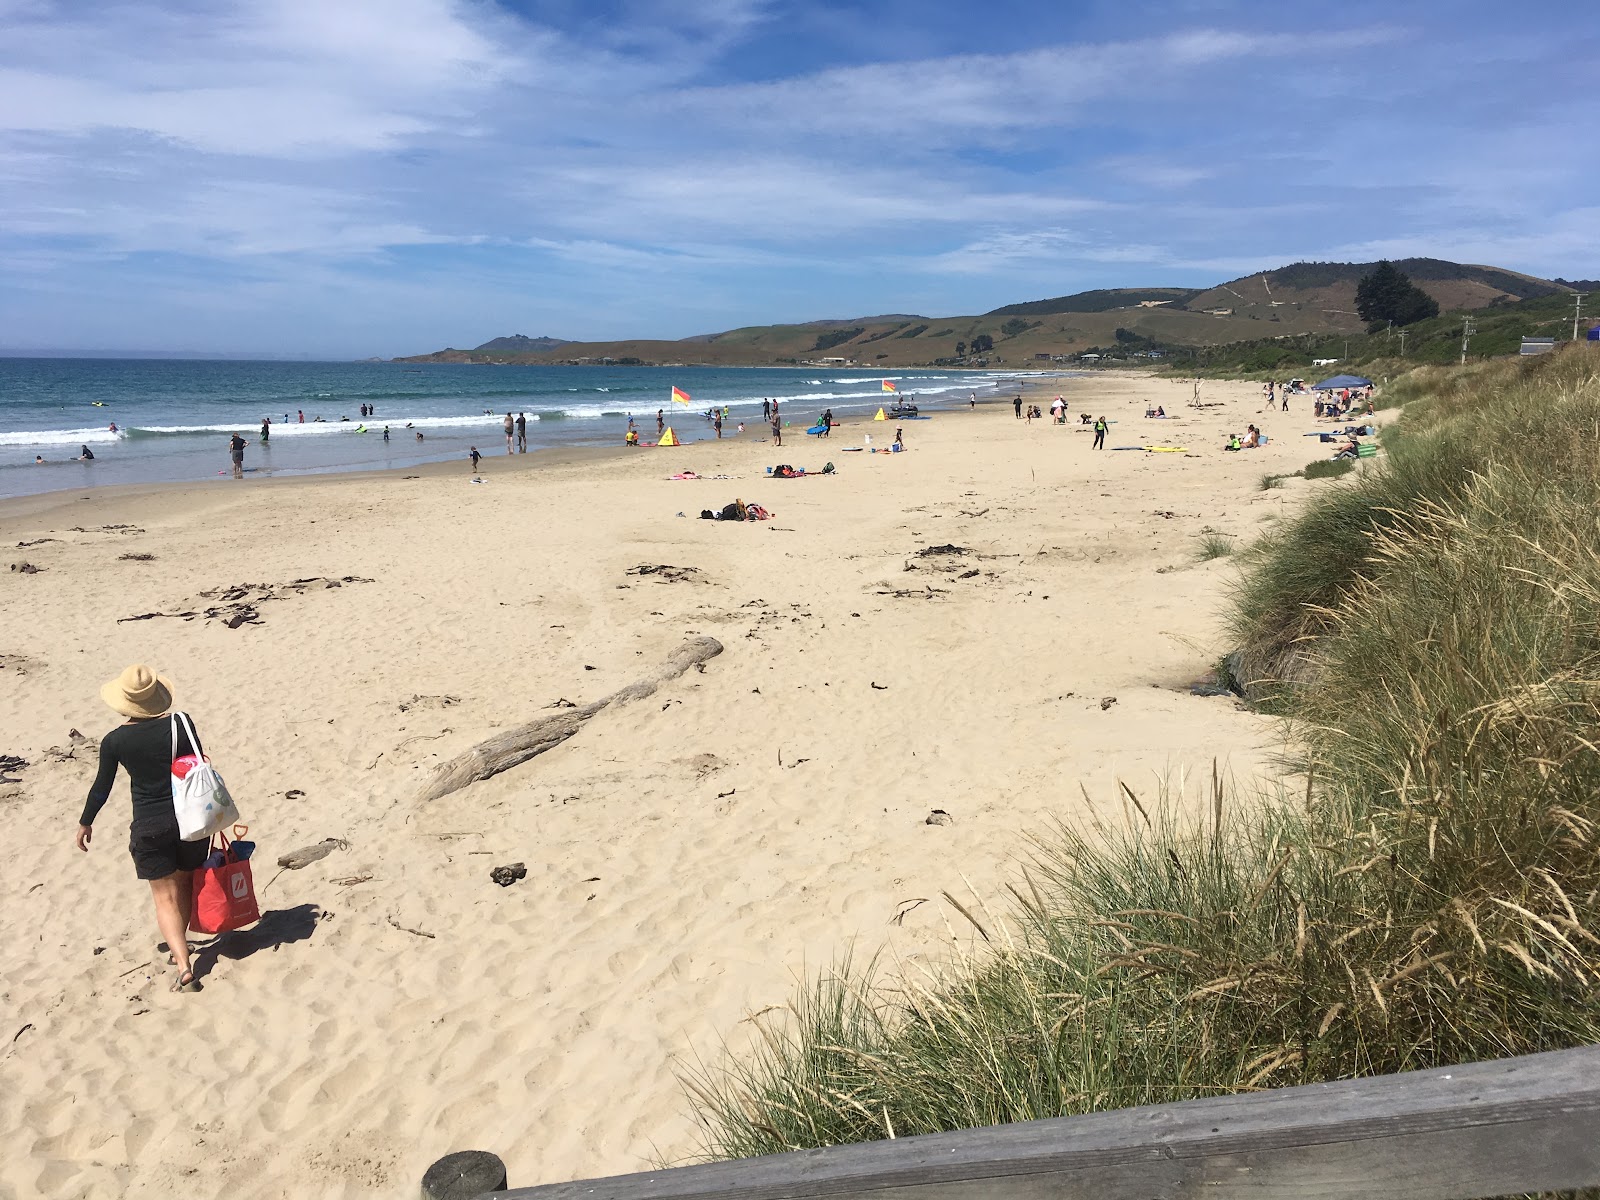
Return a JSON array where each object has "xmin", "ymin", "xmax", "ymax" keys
[{"xmin": 0, "ymin": 359, "xmax": 1045, "ymax": 499}]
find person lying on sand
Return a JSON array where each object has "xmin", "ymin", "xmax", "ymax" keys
[{"xmin": 76, "ymin": 666, "xmax": 211, "ymax": 992}]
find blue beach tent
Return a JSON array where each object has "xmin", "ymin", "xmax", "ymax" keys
[{"xmin": 1313, "ymin": 374, "xmax": 1373, "ymax": 391}]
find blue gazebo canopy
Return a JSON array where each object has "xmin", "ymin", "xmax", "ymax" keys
[{"xmin": 1314, "ymin": 374, "xmax": 1373, "ymax": 390}]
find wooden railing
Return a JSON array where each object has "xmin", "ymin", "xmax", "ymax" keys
[{"xmin": 427, "ymin": 1045, "xmax": 1600, "ymax": 1200}]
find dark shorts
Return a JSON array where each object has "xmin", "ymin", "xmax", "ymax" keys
[{"xmin": 128, "ymin": 816, "xmax": 208, "ymax": 880}]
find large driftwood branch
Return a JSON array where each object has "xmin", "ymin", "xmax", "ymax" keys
[{"xmin": 417, "ymin": 636, "xmax": 723, "ymax": 802}]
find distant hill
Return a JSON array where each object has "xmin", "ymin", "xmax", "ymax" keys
[
  {"xmin": 473, "ymin": 334, "xmax": 570, "ymax": 353},
  {"xmin": 395, "ymin": 259, "xmax": 1575, "ymax": 368},
  {"xmin": 1183, "ymin": 259, "xmax": 1565, "ymax": 324},
  {"xmin": 987, "ymin": 288, "xmax": 1202, "ymax": 317}
]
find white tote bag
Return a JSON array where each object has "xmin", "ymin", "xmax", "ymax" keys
[{"xmin": 170, "ymin": 711, "xmax": 240, "ymax": 841}]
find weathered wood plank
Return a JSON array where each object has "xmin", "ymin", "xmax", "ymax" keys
[{"xmin": 495, "ymin": 1045, "xmax": 1600, "ymax": 1200}]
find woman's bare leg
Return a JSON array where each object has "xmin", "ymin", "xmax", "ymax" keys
[{"xmin": 149, "ymin": 871, "xmax": 194, "ymax": 978}]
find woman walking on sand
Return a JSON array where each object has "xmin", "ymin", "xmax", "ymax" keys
[{"xmin": 75, "ymin": 665, "xmax": 210, "ymax": 992}]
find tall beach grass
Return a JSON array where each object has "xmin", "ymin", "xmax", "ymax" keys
[{"xmin": 684, "ymin": 347, "xmax": 1600, "ymax": 1159}]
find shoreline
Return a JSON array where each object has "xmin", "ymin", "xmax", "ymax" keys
[
  {"xmin": 3, "ymin": 369, "xmax": 1318, "ymax": 1199},
  {"xmin": 0, "ymin": 375, "xmax": 1072, "ymax": 520}
]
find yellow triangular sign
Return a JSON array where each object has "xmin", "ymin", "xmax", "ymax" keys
[
  {"xmin": 658, "ymin": 427, "xmax": 678, "ymax": 446},
  {"xmin": 873, "ymin": 407, "xmax": 887, "ymax": 421}
]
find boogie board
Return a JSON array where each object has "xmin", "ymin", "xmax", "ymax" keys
[{"xmin": 805, "ymin": 424, "xmax": 829, "ymax": 435}]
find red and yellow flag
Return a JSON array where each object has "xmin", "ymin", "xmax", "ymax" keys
[
  {"xmin": 881, "ymin": 380, "xmax": 897, "ymax": 392},
  {"xmin": 670, "ymin": 386, "xmax": 691, "ymax": 406}
]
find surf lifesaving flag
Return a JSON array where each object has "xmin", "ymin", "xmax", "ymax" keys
[
  {"xmin": 881, "ymin": 380, "xmax": 897, "ymax": 392},
  {"xmin": 671, "ymin": 386, "xmax": 691, "ymax": 406}
]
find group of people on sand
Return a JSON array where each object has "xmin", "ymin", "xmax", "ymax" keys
[
  {"xmin": 1315, "ymin": 389, "xmax": 1374, "ymax": 420},
  {"xmin": 1225, "ymin": 424, "xmax": 1266, "ymax": 451}
]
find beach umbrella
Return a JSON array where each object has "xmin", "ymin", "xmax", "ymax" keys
[{"xmin": 1313, "ymin": 374, "xmax": 1374, "ymax": 391}]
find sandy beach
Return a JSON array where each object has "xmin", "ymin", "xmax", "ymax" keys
[{"xmin": 1, "ymin": 372, "xmax": 1343, "ymax": 1198}]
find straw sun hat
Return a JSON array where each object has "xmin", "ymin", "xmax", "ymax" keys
[{"xmin": 100, "ymin": 664, "xmax": 174, "ymax": 719}]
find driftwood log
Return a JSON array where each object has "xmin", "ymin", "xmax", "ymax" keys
[{"xmin": 417, "ymin": 636, "xmax": 723, "ymax": 802}]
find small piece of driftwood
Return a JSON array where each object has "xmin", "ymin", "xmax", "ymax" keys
[
  {"xmin": 276, "ymin": 838, "xmax": 346, "ymax": 870},
  {"xmin": 418, "ymin": 636, "xmax": 724, "ymax": 802}
]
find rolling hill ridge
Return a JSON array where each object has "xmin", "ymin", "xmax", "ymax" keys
[{"xmin": 397, "ymin": 260, "xmax": 1577, "ymax": 368}]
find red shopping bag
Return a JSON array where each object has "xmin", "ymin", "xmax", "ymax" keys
[{"xmin": 191, "ymin": 827, "xmax": 260, "ymax": 934}]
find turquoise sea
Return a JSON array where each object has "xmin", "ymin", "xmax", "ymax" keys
[{"xmin": 0, "ymin": 359, "xmax": 1039, "ymax": 499}]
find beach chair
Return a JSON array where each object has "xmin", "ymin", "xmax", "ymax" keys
[{"xmin": 1355, "ymin": 443, "xmax": 1378, "ymax": 458}]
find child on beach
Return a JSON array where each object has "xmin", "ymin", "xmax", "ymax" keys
[{"xmin": 469, "ymin": 446, "xmax": 481, "ymax": 472}]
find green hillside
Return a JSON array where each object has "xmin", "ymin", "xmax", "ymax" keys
[{"xmin": 395, "ymin": 259, "xmax": 1579, "ymax": 369}]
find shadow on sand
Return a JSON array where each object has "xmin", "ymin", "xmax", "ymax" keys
[{"xmin": 191, "ymin": 903, "xmax": 323, "ymax": 980}]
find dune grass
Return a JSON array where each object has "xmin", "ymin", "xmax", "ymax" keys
[
  {"xmin": 1300, "ymin": 457, "xmax": 1353, "ymax": 480},
  {"xmin": 683, "ymin": 347, "xmax": 1600, "ymax": 1161},
  {"xmin": 1196, "ymin": 531, "xmax": 1236, "ymax": 560}
]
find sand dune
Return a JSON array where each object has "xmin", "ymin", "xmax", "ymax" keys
[{"xmin": 0, "ymin": 374, "xmax": 1344, "ymax": 1197}]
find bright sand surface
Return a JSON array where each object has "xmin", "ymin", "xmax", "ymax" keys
[{"xmin": 1, "ymin": 373, "xmax": 1352, "ymax": 1198}]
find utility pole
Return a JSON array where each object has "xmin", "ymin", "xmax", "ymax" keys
[
  {"xmin": 1399, "ymin": 330, "xmax": 1408, "ymax": 358},
  {"xmin": 1460, "ymin": 315, "xmax": 1475, "ymax": 365},
  {"xmin": 1576, "ymin": 292, "xmax": 1586, "ymax": 343}
]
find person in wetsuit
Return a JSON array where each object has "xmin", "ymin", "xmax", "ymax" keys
[{"xmin": 76, "ymin": 665, "xmax": 209, "ymax": 992}]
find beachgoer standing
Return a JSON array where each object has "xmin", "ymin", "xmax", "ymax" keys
[
  {"xmin": 894, "ymin": 426, "xmax": 904, "ymax": 449},
  {"xmin": 298, "ymin": 409, "xmax": 304, "ymax": 423},
  {"xmin": 516, "ymin": 412, "xmax": 527, "ymax": 453},
  {"xmin": 762, "ymin": 399, "xmax": 771, "ymax": 421},
  {"xmin": 656, "ymin": 409, "xmax": 665, "ymax": 435},
  {"xmin": 76, "ymin": 665, "xmax": 208, "ymax": 992},
  {"xmin": 383, "ymin": 425, "xmax": 390, "ymax": 443},
  {"xmin": 260, "ymin": 418, "xmax": 270, "ymax": 444},
  {"xmin": 714, "ymin": 413, "xmax": 723, "ymax": 439},
  {"xmin": 1093, "ymin": 416, "xmax": 1107, "ymax": 449},
  {"xmin": 229, "ymin": 433, "xmax": 246, "ymax": 478},
  {"xmin": 1013, "ymin": 395, "xmax": 1023, "ymax": 419},
  {"xmin": 470, "ymin": 446, "xmax": 481, "ymax": 472},
  {"xmin": 771, "ymin": 417, "xmax": 782, "ymax": 447},
  {"xmin": 503, "ymin": 412, "xmax": 514, "ymax": 453}
]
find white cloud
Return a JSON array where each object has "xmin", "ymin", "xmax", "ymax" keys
[{"xmin": 1, "ymin": 0, "xmax": 519, "ymax": 156}]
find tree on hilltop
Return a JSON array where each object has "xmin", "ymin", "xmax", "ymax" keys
[{"xmin": 1356, "ymin": 261, "xmax": 1440, "ymax": 331}]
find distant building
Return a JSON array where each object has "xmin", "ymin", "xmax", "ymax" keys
[{"xmin": 1521, "ymin": 337, "xmax": 1557, "ymax": 356}]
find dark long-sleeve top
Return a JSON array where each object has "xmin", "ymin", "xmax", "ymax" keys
[{"xmin": 80, "ymin": 715, "xmax": 201, "ymax": 827}]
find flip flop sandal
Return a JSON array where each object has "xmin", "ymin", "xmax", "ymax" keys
[{"xmin": 171, "ymin": 968, "xmax": 200, "ymax": 993}]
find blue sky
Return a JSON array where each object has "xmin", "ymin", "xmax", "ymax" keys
[{"xmin": 2, "ymin": 0, "xmax": 1595, "ymax": 357}]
